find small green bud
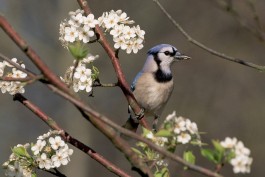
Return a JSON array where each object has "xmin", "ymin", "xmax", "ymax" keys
[{"xmin": 68, "ymin": 42, "xmax": 89, "ymax": 60}]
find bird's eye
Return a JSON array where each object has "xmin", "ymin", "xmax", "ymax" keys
[{"xmin": 164, "ymin": 51, "xmax": 170, "ymax": 56}]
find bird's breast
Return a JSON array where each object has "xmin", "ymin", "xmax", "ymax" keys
[{"xmin": 133, "ymin": 73, "xmax": 174, "ymax": 115}]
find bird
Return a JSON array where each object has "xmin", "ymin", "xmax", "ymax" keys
[{"xmin": 123, "ymin": 44, "xmax": 190, "ymax": 132}]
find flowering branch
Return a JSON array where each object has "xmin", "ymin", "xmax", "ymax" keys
[
  {"xmin": 153, "ymin": 0, "xmax": 265, "ymax": 71},
  {"xmin": 0, "ymin": 15, "xmax": 153, "ymax": 175},
  {"xmin": 76, "ymin": 0, "xmax": 149, "ymax": 129},
  {"xmin": 0, "ymin": 15, "xmax": 71, "ymax": 95},
  {"xmin": 13, "ymin": 93, "xmax": 132, "ymax": 177},
  {"xmin": 0, "ymin": 52, "xmax": 35, "ymax": 78},
  {"xmin": 48, "ymin": 79, "xmax": 223, "ymax": 177}
]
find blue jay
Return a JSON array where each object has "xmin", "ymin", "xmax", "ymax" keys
[{"xmin": 123, "ymin": 44, "xmax": 190, "ymax": 132}]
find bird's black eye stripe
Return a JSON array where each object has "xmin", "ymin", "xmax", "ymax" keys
[{"xmin": 164, "ymin": 51, "xmax": 170, "ymax": 56}]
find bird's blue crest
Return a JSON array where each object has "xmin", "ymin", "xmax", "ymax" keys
[{"xmin": 147, "ymin": 44, "xmax": 176, "ymax": 55}]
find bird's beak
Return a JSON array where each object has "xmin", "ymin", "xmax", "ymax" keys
[{"xmin": 174, "ymin": 54, "xmax": 191, "ymax": 61}]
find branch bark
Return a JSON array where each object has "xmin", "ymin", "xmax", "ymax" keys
[
  {"xmin": 153, "ymin": 0, "xmax": 265, "ymax": 71},
  {"xmin": 13, "ymin": 93, "xmax": 132, "ymax": 177}
]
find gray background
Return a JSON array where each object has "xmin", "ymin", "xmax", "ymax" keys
[{"xmin": 0, "ymin": 0, "xmax": 265, "ymax": 177}]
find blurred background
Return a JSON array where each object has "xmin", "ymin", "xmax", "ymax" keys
[{"xmin": 1, "ymin": 0, "xmax": 265, "ymax": 176}]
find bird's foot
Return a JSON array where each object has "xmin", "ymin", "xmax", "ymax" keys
[{"xmin": 135, "ymin": 108, "xmax": 145, "ymax": 120}]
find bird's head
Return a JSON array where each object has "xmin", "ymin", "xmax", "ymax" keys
[{"xmin": 143, "ymin": 44, "xmax": 190, "ymax": 74}]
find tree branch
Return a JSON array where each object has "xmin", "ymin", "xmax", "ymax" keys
[
  {"xmin": 48, "ymin": 78, "xmax": 222, "ymax": 177},
  {"xmin": 76, "ymin": 0, "xmax": 149, "ymax": 129},
  {"xmin": 0, "ymin": 14, "xmax": 152, "ymax": 176},
  {"xmin": 153, "ymin": 0, "xmax": 265, "ymax": 71},
  {"xmin": 0, "ymin": 15, "xmax": 71, "ymax": 94},
  {"xmin": 13, "ymin": 93, "xmax": 132, "ymax": 177}
]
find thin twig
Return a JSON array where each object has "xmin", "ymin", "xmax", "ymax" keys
[
  {"xmin": 0, "ymin": 52, "xmax": 35, "ymax": 77},
  {"xmin": 13, "ymin": 93, "xmax": 132, "ymax": 177},
  {"xmin": 93, "ymin": 79, "xmax": 118, "ymax": 87},
  {"xmin": 213, "ymin": 0, "xmax": 265, "ymax": 42},
  {"xmin": 0, "ymin": 15, "xmax": 71, "ymax": 94},
  {"xmin": 0, "ymin": 14, "xmax": 152, "ymax": 177},
  {"xmin": 76, "ymin": 0, "xmax": 150, "ymax": 129},
  {"xmin": 48, "ymin": 80, "xmax": 222, "ymax": 177},
  {"xmin": 42, "ymin": 168, "xmax": 66, "ymax": 177},
  {"xmin": 153, "ymin": 0, "xmax": 265, "ymax": 71},
  {"xmin": 0, "ymin": 75, "xmax": 42, "ymax": 84}
]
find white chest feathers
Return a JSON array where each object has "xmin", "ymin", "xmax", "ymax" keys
[{"xmin": 133, "ymin": 72, "xmax": 174, "ymax": 116}]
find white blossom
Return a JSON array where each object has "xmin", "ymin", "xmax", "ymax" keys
[
  {"xmin": 98, "ymin": 9, "xmax": 145, "ymax": 54},
  {"xmin": 177, "ymin": 132, "xmax": 191, "ymax": 144},
  {"xmin": 49, "ymin": 136, "xmax": 65, "ymax": 150},
  {"xmin": 230, "ymin": 155, "xmax": 252, "ymax": 173},
  {"xmin": 83, "ymin": 14, "xmax": 98, "ymax": 28},
  {"xmin": 220, "ymin": 137, "xmax": 238, "ymax": 149},
  {"xmin": 0, "ymin": 61, "xmax": 5, "ymax": 77},
  {"xmin": 5, "ymin": 162, "xmax": 24, "ymax": 177},
  {"xmin": 37, "ymin": 153, "xmax": 53, "ymax": 170},
  {"xmin": 220, "ymin": 137, "xmax": 253, "ymax": 174},
  {"xmin": 31, "ymin": 140, "xmax": 46, "ymax": 155},
  {"xmin": 51, "ymin": 148, "xmax": 70, "ymax": 167},
  {"xmin": 173, "ymin": 119, "xmax": 186, "ymax": 134},
  {"xmin": 64, "ymin": 26, "xmax": 78, "ymax": 42}
]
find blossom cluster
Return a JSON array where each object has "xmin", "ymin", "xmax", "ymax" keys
[
  {"xmin": 220, "ymin": 137, "xmax": 253, "ymax": 174},
  {"xmin": 61, "ymin": 54, "xmax": 98, "ymax": 93},
  {"xmin": 3, "ymin": 144, "xmax": 32, "ymax": 177},
  {"xmin": 98, "ymin": 10, "xmax": 145, "ymax": 54},
  {"xmin": 59, "ymin": 9, "xmax": 98, "ymax": 48},
  {"xmin": 163, "ymin": 111, "xmax": 200, "ymax": 145},
  {"xmin": 0, "ymin": 58, "xmax": 27, "ymax": 95},
  {"xmin": 137, "ymin": 111, "xmax": 200, "ymax": 168},
  {"xmin": 60, "ymin": 9, "xmax": 145, "ymax": 54},
  {"xmin": 2, "ymin": 131, "xmax": 73, "ymax": 177}
]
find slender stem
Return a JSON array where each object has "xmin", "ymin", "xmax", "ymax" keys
[
  {"xmin": 76, "ymin": 0, "xmax": 149, "ymax": 129},
  {"xmin": 0, "ymin": 14, "xmax": 152, "ymax": 176},
  {"xmin": 0, "ymin": 15, "xmax": 71, "ymax": 94},
  {"xmin": 0, "ymin": 52, "xmax": 35, "ymax": 77},
  {"xmin": 13, "ymin": 93, "xmax": 132, "ymax": 177},
  {"xmin": 42, "ymin": 168, "xmax": 66, "ymax": 177},
  {"xmin": 153, "ymin": 0, "xmax": 265, "ymax": 71},
  {"xmin": 0, "ymin": 75, "xmax": 42, "ymax": 83},
  {"xmin": 48, "ymin": 79, "xmax": 222, "ymax": 177}
]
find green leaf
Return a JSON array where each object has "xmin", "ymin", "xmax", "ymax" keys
[
  {"xmin": 183, "ymin": 151, "xmax": 196, "ymax": 164},
  {"xmin": 12, "ymin": 146, "xmax": 30, "ymax": 158},
  {"xmin": 154, "ymin": 167, "xmax": 170, "ymax": 177},
  {"xmin": 201, "ymin": 149, "xmax": 218, "ymax": 164},
  {"xmin": 131, "ymin": 148, "xmax": 143, "ymax": 157},
  {"xmin": 155, "ymin": 129, "xmax": 172, "ymax": 137},
  {"xmin": 68, "ymin": 42, "xmax": 89, "ymax": 60},
  {"xmin": 32, "ymin": 172, "xmax": 37, "ymax": 177},
  {"xmin": 225, "ymin": 150, "xmax": 236, "ymax": 162},
  {"xmin": 212, "ymin": 140, "xmax": 224, "ymax": 153}
]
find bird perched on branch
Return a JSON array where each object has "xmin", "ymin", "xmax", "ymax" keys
[{"xmin": 123, "ymin": 44, "xmax": 190, "ymax": 132}]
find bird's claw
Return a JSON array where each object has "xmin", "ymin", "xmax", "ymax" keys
[{"xmin": 135, "ymin": 108, "xmax": 145, "ymax": 120}]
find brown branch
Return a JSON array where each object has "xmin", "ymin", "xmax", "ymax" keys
[
  {"xmin": 46, "ymin": 82, "xmax": 153, "ymax": 177},
  {"xmin": 48, "ymin": 79, "xmax": 222, "ymax": 177},
  {"xmin": 213, "ymin": 0, "xmax": 265, "ymax": 42},
  {"xmin": 0, "ymin": 14, "xmax": 152, "ymax": 177},
  {"xmin": 77, "ymin": 0, "xmax": 149, "ymax": 129},
  {"xmin": 153, "ymin": 0, "xmax": 265, "ymax": 71},
  {"xmin": 0, "ymin": 76, "xmax": 40, "ymax": 83},
  {"xmin": 13, "ymin": 93, "xmax": 132, "ymax": 177},
  {"xmin": 0, "ymin": 52, "xmax": 36, "ymax": 78},
  {"xmin": 0, "ymin": 15, "xmax": 71, "ymax": 94}
]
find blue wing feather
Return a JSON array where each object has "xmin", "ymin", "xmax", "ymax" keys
[{"xmin": 131, "ymin": 72, "xmax": 143, "ymax": 91}]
